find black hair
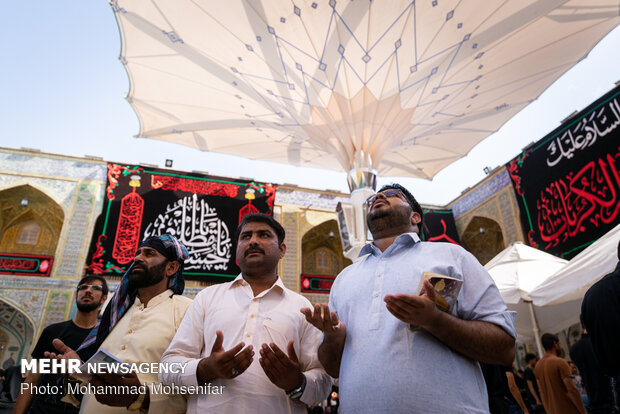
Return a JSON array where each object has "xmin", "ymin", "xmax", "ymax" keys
[
  {"xmin": 378, "ymin": 183, "xmax": 425, "ymax": 229},
  {"xmin": 235, "ymin": 213, "xmax": 285, "ymax": 245},
  {"xmin": 541, "ymin": 333, "xmax": 559, "ymax": 351},
  {"xmin": 525, "ymin": 353, "xmax": 537, "ymax": 363},
  {"xmin": 77, "ymin": 275, "xmax": 109, "ymax": 296}
]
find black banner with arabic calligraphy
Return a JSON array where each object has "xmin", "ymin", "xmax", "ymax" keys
[
  {"xmin": 87, "ymin": 164, "xmax": 277, "ymax": 283},
  {"xmin": 507, "ymin": 85, "xmax": 620, "ymax": 259}
]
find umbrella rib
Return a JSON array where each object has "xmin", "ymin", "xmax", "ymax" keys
[{"xmin": 121, "ymin": 9, "xmax": 294, "ymax": 124}]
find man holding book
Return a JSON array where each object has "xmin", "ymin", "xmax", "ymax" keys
[
  {"xmin": 302, "ymin": 183, "xmax": 516, "ymax": 413},
  {"xmin": 46, "ymin": 234, "xmax": 193, "ymax": 413}
]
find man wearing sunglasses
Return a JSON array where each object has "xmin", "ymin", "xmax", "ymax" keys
[
  {"xmin": 15, "ymin": 276, "xmax": 108, "ymax": 414},
  {"xmin": 303, "ymin": 183, "xmax": 516, "ymax": 413}
]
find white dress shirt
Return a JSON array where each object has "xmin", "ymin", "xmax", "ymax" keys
[{"xmin": 160, "ymin": 275, "xmax": 332, "ymax": 414}]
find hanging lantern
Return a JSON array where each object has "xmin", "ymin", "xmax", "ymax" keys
[{"xmin": 239, "ymin": 187, "xmax": 259, "ymax": 224}]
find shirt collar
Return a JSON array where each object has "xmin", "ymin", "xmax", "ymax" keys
[
  {"xmin": 230, "ymin": 273, "xmax": 285, "ymax": 296},
  {"xmin": 359, "ymin": 232, "xmax": 421, "ymax": 256},
  {"xmin": 135, "ymin": 288, "xmax": 173, "ymax": 308}
]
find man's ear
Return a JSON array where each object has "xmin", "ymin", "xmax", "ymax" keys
[
  {"xmin": 166, "ymin": 261, "xmax": 180, "ymax": 277},
  {"xmin": 279, "ymin": 242, "xmax": 286, "ymax": 258},
  {"xmin": 410, "ymin": 212, "xmax": 421, "ymax": 225}
]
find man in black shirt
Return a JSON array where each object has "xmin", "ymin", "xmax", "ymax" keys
[
  {"xmin": 13, "ymin": 275, "xmax": 108, "ymax": 414},
  {"xmin": 570, "ymin": 324, "xmax": 614, "ymax": 414},
  {"xmin": 523, "ymin": 353, "xmax": 543, "ymax": 412},
  {"xmin": 581, "ymin": 240, "xmax": 620, "ymax": 378}
]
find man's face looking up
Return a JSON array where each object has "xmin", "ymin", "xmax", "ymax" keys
[
  {"xmin": 76, "ymin": 280, "xmax": 106, "ymax": 312},
  {"xmin": 130, "ymin": 246, "xmax": 170, "ymax": 288}
]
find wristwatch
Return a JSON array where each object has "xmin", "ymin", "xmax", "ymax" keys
[{"xmin": 286, "ymin": 375, "xmax": 307, "ymax": 400}]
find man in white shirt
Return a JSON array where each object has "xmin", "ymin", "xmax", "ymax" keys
[
  {"xmin": 160, "ymin": 213, "xmax": 332, "ymax": 413},
  {"xmin": 302, "ymin": 184, "xmax": 516, "ymax": 413}
]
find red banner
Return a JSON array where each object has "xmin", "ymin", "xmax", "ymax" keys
[{"xmin": 0, "ymin": 253, "xmax": 54, "ymax": 277}]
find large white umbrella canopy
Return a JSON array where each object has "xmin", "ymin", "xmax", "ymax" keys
[
  {"xmin": 112, "ymin": 0, "xmax": 619, "ymax": 181},
  {"xmin": 530, "ymin": 222, "xmax": 620, "ymax": 306},
  {"xmin": 485, "ymin": 242, "xmax": 568, "ymax": 353}
]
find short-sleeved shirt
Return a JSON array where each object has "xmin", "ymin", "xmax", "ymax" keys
[
  {"xmin": 329, "ymin": 233, "xmax": 516, "ymax": 413},
  {"xmin": 523, "ymin": 366, "xmax": 540, "ymax": 401},
  {"xmin": 30, "ymin": 320, "xmax": 92, "ymax": 414},
  {"xmin": 534, "ymin": 355, "xmax": 586, "ymax": 414}
]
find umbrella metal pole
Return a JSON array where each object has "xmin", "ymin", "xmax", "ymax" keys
[
  {"xmin": 346, "ymin": 153, "xmax": 377, "ymax": 252},
  {"xmin": 526, "ymin": 300, "xmax": 544, "ymax": 358}
]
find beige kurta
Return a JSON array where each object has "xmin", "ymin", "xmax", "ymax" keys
[{"xmin": 80, "ymin": 289, "xmax": 192, "ymax": 414}]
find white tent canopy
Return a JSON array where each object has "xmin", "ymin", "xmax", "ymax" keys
[
  {"xmin": 485, "ymin": 242, "xmax": 568, "ymax": 354},
  {"xmin": 530, "ymin": 222, "xmax": 620, "ymax": 306},
  {"xmin": 113, "ymin": 0, "xmax": 620, "ymax": 181},
  {"xmin": 485, "ymin": 242, "xmax": 567, "ymax": 304},
  {"xmin": 486, "ymin": 225, "xmax": 620, "ymax": 355}
]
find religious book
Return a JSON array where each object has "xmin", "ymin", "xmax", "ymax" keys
[
  {"xmin": 72, "ymin": 347, "xmax": 128, "ymax": 382},
  {"xmin": 417, "ymin": 272, "xmax": 463, "ymax": 314},
  {"xmin": 410, "ymin": 272, "xmax": 464, "ymax": 331}
]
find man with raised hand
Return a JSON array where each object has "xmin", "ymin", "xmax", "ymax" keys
[
  {"xmin": 46, "ymin": 235, "xmax": 192, "ymax": 414},
  {"xmin": 14, "ymin": 276, "xmax": 108, "ymax": 414},
  {"xmin": 160, "ymin": 213, "xmax": 331, "ymax": 413},
  {"xmin": 302, "ymin": 183, "xmax": 516, "ymax": 413}
]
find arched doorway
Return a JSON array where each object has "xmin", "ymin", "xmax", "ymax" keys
[
  {"xmin": 460, "ymin": 216, "xmax": 504, "ymax": 265},
  {"xmin": 0, "ymin": 299, "xmax": 36, "ymax": 368},
  {"xmin": 0, "ymin": 184, "xmax": 64, "ymax": 256},
  {"xmin": 301, "ymin": 220, "xmax": 352, "ymax": 293}
]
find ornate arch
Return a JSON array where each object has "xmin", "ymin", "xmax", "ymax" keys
[
  {"xmin": 0, "ymin": 184, "xmax": 65, "ymax": 256},
  {"xmin": 0, "ymin": 297, "xmax": 37, "ymax": 362},
  {"xmin": 460, "ymin": 216, "xmax": 505, "ymax": 265},
  {"xmin": 301, "ymin": 219, "xmax": 351, "ymax": 276}
]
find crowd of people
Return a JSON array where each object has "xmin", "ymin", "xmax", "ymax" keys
[
  {"xmin": 476, "ymin": 239, "xmax": 620, "ymax": 414},
  {"xmin": 2, "ymin": 183, "xmax": 619, "ymax": 413}
]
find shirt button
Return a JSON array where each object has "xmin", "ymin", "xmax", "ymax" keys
[
  {"xmin": 246, "ymin": 333, "xmax": 252, "ymax": 338},
  {"xmin": 127, "ymin": 329, "xmax": 133, "ymax": 334},
  {"xmin": 250, "ymin": 314, "xmax": 255, "ymax": 318},
  {"xmin": 373, "ymin": 292, "xmax": 379, "ymax": 297},
  {"xmin": 121, "ymin": 345, "xmax": 126, "ymax": 350}
]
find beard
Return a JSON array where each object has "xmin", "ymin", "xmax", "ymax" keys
[
  {"xmin": 367, "ymin": 203, "xmax": 413, "ymax": 234},
  {"xmin": 76, "ymin": 297, "xmax": 103, "ymax": 312},
  {"xmin": 129, "ymin": 260, "xmax": 167, "ymax": 288}
]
